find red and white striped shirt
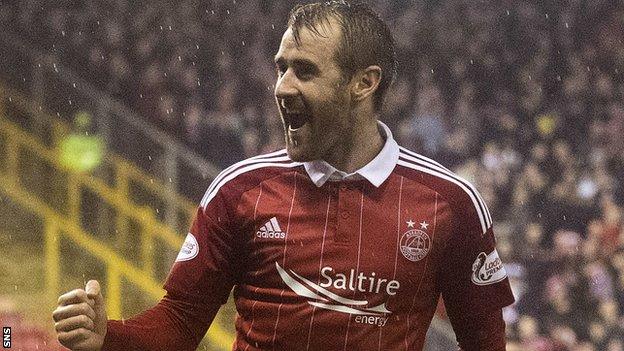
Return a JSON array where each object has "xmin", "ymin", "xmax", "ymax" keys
[{"xmin": 161, "ymin": 122, "xmax": 514, "ymax": 350}]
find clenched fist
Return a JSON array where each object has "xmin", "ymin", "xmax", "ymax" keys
[{"xmin": 53, "ymin": 280, "xmax": 107, "ymax": 351}]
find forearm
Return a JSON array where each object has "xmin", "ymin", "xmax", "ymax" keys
[
  {"xmin": 452, "ymin": 309, "xmax": 507, "ymax": 351},
  {"xmin": 101, "ymin": 292, "xmax": 220, "ymax": 351}
]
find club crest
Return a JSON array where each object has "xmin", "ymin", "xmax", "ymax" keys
[{"xmin": 400, "ymin": 229, "xmax": 431, "ymax": 262}]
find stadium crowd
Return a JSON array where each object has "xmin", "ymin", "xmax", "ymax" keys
[{"xmin": 2, "ymin": 0, "xmax": 624, "ymax": 350}]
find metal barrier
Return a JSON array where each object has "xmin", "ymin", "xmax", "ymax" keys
[{"xmin": 0, "ymin": 92, "xmax": 234, "ymax": 350}]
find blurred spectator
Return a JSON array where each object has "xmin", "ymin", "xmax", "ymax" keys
[{"xmin": 58, "ymin": 110, "xmax": 104, "ymax": 173}]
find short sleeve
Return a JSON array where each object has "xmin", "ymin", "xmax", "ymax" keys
[
  {"xmin": 438, "ymin": 195, "xmax": 515, "ymax": 319},
  {"xmin": 163, "ymin": 185, "xmax": 240, "ymax": 305}
]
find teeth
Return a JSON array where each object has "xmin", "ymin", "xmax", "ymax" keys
[{"xmin": 288, "ymin": 132, "xmax": 297, "ymax": 146}]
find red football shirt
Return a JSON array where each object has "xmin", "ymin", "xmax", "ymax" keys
[{"xmin": 163, "ymin": 122, "xmax": 514, "ymax": 350}]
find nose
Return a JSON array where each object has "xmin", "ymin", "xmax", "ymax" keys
[{"xmin": 274, "ymin": 69, "xmax": 299, "ymax": 108}]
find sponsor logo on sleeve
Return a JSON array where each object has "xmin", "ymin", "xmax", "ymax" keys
[
  {"xmin": 175, "ymin": 233, "xmax": 199, "ymax": 262},
  {"xmin": 471, "ymin": 249, "xmax": 508, "ymax": 286}
]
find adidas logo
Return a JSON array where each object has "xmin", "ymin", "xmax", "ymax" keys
[{"xmin": 256, "ymin": 217, "xmax": 286, "ymax": 239}]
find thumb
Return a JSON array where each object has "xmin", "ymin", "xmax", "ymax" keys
[
  {"xmin": 85, "ymin": 280, "xmax": 107, "ymax": 337},
  {"xmin": 85, "ymin": 280, "xmax": 103, "ymax": 304}
]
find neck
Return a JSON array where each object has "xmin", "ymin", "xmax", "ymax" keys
[{"xmin": 323, "ymin": 118, "xmax": 384, "ymax": 174}]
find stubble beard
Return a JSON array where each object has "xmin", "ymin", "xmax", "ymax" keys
[
  {"xmin": 284, "ymin": 100, "xmax": 351, "ymax": 163},
  {"xmin": 281, "ymin": 78, "xmax": 352, "ymax": 163}
]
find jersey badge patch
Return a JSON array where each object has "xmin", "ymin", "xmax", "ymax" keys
[
  {"xmin": 471, "ymin": 249, "xmax": 507, "ymax": 285},
  {"xmin": 176, "ymin": 233, "xmax": 199, "ymax": 262}
]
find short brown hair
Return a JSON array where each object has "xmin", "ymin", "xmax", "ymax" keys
[{"xmin": 287, "ymin": 1, "xmax": 397, "ymax": 112}]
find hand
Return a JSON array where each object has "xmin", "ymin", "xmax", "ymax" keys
[{"xmin": 53, "ymin": 280, "xmax": 108, "ymax": 351}]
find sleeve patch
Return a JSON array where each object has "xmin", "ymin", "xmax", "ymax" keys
[
  {"xmin": 175, "ymin": 233, "xmax": 199, "ymax": 262},
  {"xmin": 471, "ymin": 249, "xmax": 507, "ymax": 286}
]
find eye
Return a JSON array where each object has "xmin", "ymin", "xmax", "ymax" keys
[
  {"xmin": 275, "ymin": 63, "xmax": 286, "ymax": 77},
  {"xmin": 295, "ymin": 64, "xmax": 317, "ymax": 81}
]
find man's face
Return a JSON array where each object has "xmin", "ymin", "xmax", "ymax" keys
[{"xmin": 274, "ymin": 20, "xmax": 353, "ymax": 162}]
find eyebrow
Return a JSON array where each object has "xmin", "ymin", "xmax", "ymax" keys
[{"xmin": 274, "ymin": 56, "xmax": 319, "ymax": 69}]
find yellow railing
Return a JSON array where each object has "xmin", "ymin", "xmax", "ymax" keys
[{"xmin": 0, "ymin": 89, "xmax": 235, "ymax": 350}]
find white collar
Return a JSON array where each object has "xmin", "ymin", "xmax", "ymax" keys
[{"xmin": 303, "ymin": 121, "xmax": 399, "ymax": 188}]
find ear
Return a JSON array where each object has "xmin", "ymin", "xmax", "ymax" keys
[{"xmin": 351, "ymin": 65, "xmax": 382, "ymax": 103}]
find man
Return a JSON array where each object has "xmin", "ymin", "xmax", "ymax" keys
[{"xmin": 53, "ymin": 1, "xmax": 514, "ymax": 350}]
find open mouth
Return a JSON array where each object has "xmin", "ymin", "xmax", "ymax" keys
[{"xmin": 285, "ymin": 112, "xmax": 311, "ymax": 131}]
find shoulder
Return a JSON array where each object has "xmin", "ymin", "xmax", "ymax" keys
[
  {"xmin": 199, "ymin": 149, "xmax": 302, "ymax": 209},
  {"xmin": 395, "ymin": 146, "xmax": 492, "ymax": 234}
]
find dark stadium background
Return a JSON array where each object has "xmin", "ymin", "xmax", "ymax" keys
[{"xmin": 0, "ymin": 0, "xmax": 623, "ymax": 350}]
